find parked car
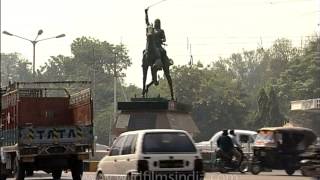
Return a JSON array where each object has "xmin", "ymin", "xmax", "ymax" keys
[
  {"xmin": 96, "ymin": 129, "xmax": 204, "ymax": 180},
  {"xmin": 196, "ymin": 129, "xmax": 257, "ymax": 153}
]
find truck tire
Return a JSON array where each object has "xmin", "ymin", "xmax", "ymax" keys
[
  {"xmin": 14, "ymin": 159, "xmax": 25, "ymax": 180},
  {"xmin": 71, "ymin": 160, "xmax": 83, "ymax": 180},
  {"xmin": 285, "ymin": 168, "xmax": 295, "ymax": 176},
  {"xmin": 52, "ymin": 170, "xmax": 62, "ymax": 180}
]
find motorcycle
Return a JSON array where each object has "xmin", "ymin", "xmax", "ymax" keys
[{"xmin": 215, "ymin": 148, "xmax": 249, "ymax": 173}]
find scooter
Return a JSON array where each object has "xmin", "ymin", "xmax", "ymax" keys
[{"xmin": 215, "ymin": 148, "xmax": 249, "ymax": 173}]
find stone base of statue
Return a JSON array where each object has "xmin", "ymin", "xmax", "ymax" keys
[{"xmin": 113, "ymin": 97, "xmax": 199, "ymax": 137}]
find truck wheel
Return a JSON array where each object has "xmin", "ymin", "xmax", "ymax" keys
[
  {"xmin": 52, "ymin": 170, "xmax": 62, "ymax": 180},
  {"xmin": 285, "ymin": 168, "xmax": 295, "ymax": 176},
  {"xmin": 14, "ymin": 159, "xmax": 25, "ymax": 180},
  {"xmin": 239, "ymin": 159, "xmax": 249, "ymax": 173},
  {"xmin": 250, "ymin": 164, "xmax": 261, "ymax": 175},
  {"xmin": 71, "ymin": 160, "xmax": 83, "ymax": 180}
]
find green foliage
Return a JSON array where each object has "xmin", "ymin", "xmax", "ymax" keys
[
  {"xmin": 268, "ymin": 86, "xmax": 285, "ymax": 126},
  {"xmin": 254, "ymin": 86, "xmax": 285, "ymax": 127},
  {"xmin": 255, "ymin": 88, "xmax": 269, "ymax": 127},
  {"xmin": 1, "ymin": 53, "xmax": 32, "ymax": 85},
  {"xmin": 277, "ymin": 37, "xmax": 320, "ymax": 101}
]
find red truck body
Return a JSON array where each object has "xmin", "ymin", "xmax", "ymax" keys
[{"xmin": 0, "ymin": 82, "xmax": 94, "ymax": 180}]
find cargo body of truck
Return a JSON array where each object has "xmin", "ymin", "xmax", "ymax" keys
[{"xmin": 0, "ymin": 82, "xmax": 94, "ymax": 180}]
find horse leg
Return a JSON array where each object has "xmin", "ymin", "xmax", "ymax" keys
[
  {"xmin": 145, "ymin": 80, "xmax": 155, "ymax": 97},
  {"xmin": 163, "ymin": 66, "xmax": 174, "ymax": 100},
  {"xmin": 151, "ymin": 66, "xmax": 159, "ymax": 86},
  {"xmin": 142, "ymin": 65, "xmax": 148, "ymax": 98}
]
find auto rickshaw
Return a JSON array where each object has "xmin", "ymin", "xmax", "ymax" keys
[{"xmin": 250, "ymin": 125, "xmax": 317, "ymax": 175}]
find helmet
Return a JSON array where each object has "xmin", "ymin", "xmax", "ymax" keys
[
  {"xmin": 222, "ymin": 129, "xmax": 228, "ymax": 136},
  {"xmin": 229, "ymin": 129, "xmax": 235, "ymax": 136}
]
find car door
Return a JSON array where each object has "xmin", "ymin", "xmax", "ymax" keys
[
  {"xmin": 118, "ymin": 134, "xmax": 138, "ymax": 174},
  {"xmin": 104, "ymin": 135, "xmax": 126, "ymax": 175}
]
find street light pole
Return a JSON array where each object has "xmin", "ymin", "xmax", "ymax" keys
[
  {"xmin": 2, "ymin": 30, "xmax": 65, "ymax": 80},
  {"xmin": 33, "ymin": 41, "xmax": 36, "ymax": 77}
]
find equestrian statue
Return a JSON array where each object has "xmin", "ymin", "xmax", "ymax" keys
[{"xmin": 142, "ymin": 8, "xmax": 174, "ymax": 100}]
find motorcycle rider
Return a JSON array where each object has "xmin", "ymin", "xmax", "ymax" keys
[
  {"xmin": 229, "ymin": 129, "xmax": 242, "ymax": 164},
  {"xmin": 217, "ymin": 129, "xmax": 234, "ymax": 160}
]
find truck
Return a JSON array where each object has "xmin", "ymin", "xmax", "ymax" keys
[{"xmin": 0, "ymin": 81, "xmax": 94, "ymax": 180}]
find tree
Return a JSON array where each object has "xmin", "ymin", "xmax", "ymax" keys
[
  {"xmin": 277, "ymin": 37, "xmax": 320, "ymax": 102},
  {"xmin": 268, "ymin": 86, "xmax": 285, "ymax": 126},
  {"xmin": 254, "ymin": 88, "xmax": 269, "ymax": 127},
  {"xmin": 1, "ymin": 53, "xmax": 32, "ymax": 86}
]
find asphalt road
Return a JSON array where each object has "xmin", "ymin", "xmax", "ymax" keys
[{"xmin": 6, "ymin": 170, "xmax": 317, "ymax": 180}]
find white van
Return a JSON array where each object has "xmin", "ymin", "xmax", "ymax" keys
[
  {"xmin": 96, "ymin": 129, "xmax": 204, "ymax": 180},
  {"xmin": 196, "ymin": 129, "xmax": 257, "ymax": 153}
]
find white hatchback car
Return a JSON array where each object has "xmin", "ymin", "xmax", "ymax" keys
[{"xmin": 96, "ymin": 129, "xmax": 204, "ymax": 180}]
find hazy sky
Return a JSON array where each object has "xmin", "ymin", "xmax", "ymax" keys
[{"xmin": 1, "ymin": 0, "xmax": 319, "ymax": 87}]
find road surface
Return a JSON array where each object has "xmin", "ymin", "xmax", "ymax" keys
[{"xmin": 7, "ymin": 170, "xmax": 317, "ymax": 180}]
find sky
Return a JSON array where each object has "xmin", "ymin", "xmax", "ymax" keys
[{"xmin": 1, "ymin": 0, "xmax": 319, "ymax": 87}]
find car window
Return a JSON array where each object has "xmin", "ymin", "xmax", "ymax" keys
[
  {"xmin": 142, "ymin": 132, "xmax": 196, "ymax": 154},
  {"xmin": 239, "ymin": 134, "xmax": 249, "ymax": 143},
  {"xmin": 250, "ymin": 134, "xmax": 257, "ymax": 143},
  {"xmin": 121, "ymin": 134, "xmax": 137, "ymax": 155},
  {"xmin": 109, "ymin": 136, "xmax": 126, "ymax": 156}
]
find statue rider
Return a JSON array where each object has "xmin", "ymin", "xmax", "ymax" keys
[{"xmin": 144, "ymin": 8, "xmax": 173, "ymax": 71}]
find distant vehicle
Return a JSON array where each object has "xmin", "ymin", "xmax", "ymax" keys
[
  {"xmin": 84, "ymin": 143, "xmax": 110, "ymax": 172},
  {"xmin": 196, "ymin": 129, "xmax": 257, "ymax": 153},
  {"xmin": 91, "ymin": 143, "xmax": 110, "ymax": 161},
  {"xmin": 95, "ymin": 144, "xmax": 110, "ymax": 151},
  {"xmin": 0, "ymin": 82, "xmax": 94, "ymax": 180},
  {"xmin": 96, "ymin": 129, "xmax": 204, "ymax": 180},
  {"xmin": 300, "ymin": 138, "xmax": 320, "ymax": 177}
]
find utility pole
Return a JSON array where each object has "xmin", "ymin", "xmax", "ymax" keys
[
  {"xmin": 113, "ymin": 50, "xmax": 117, "ymax": 129},
  {"xmin": 187, "ymin": 37, "xmax": 193, "ymax": 66},
  {"xmin": 92, "ymin": 46, "xmax": 96, "ymax": 122}
]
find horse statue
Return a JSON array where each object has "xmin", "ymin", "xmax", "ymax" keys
[{"xmin": 142, "ymin": 23, "xmax": 174, "ymax": 100}]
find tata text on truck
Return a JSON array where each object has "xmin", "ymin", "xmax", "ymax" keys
[{"xmin": 0, "ymin": 81, "xmax": 94, "ymax": 180}]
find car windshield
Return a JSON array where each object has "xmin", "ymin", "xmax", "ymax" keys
[{"xmin": 142, "ymin": 132, "xmax": 197, "ymax": 154}]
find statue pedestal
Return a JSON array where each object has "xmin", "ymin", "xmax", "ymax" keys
[{"xmin": 113, "ymin": 97, "xmax": 199, "ymax": 137}]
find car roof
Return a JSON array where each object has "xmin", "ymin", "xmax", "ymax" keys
[
  {"xmin": 120, "ymin": 129, "xmax": 188, "ymax": 136},
  {"xmin": 215, "ymin": 129, "xmax": 257, "ymax": 135},
  {"xmin": 209, "ymin": 129, "xmax": 257, "ymax": 141}
]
